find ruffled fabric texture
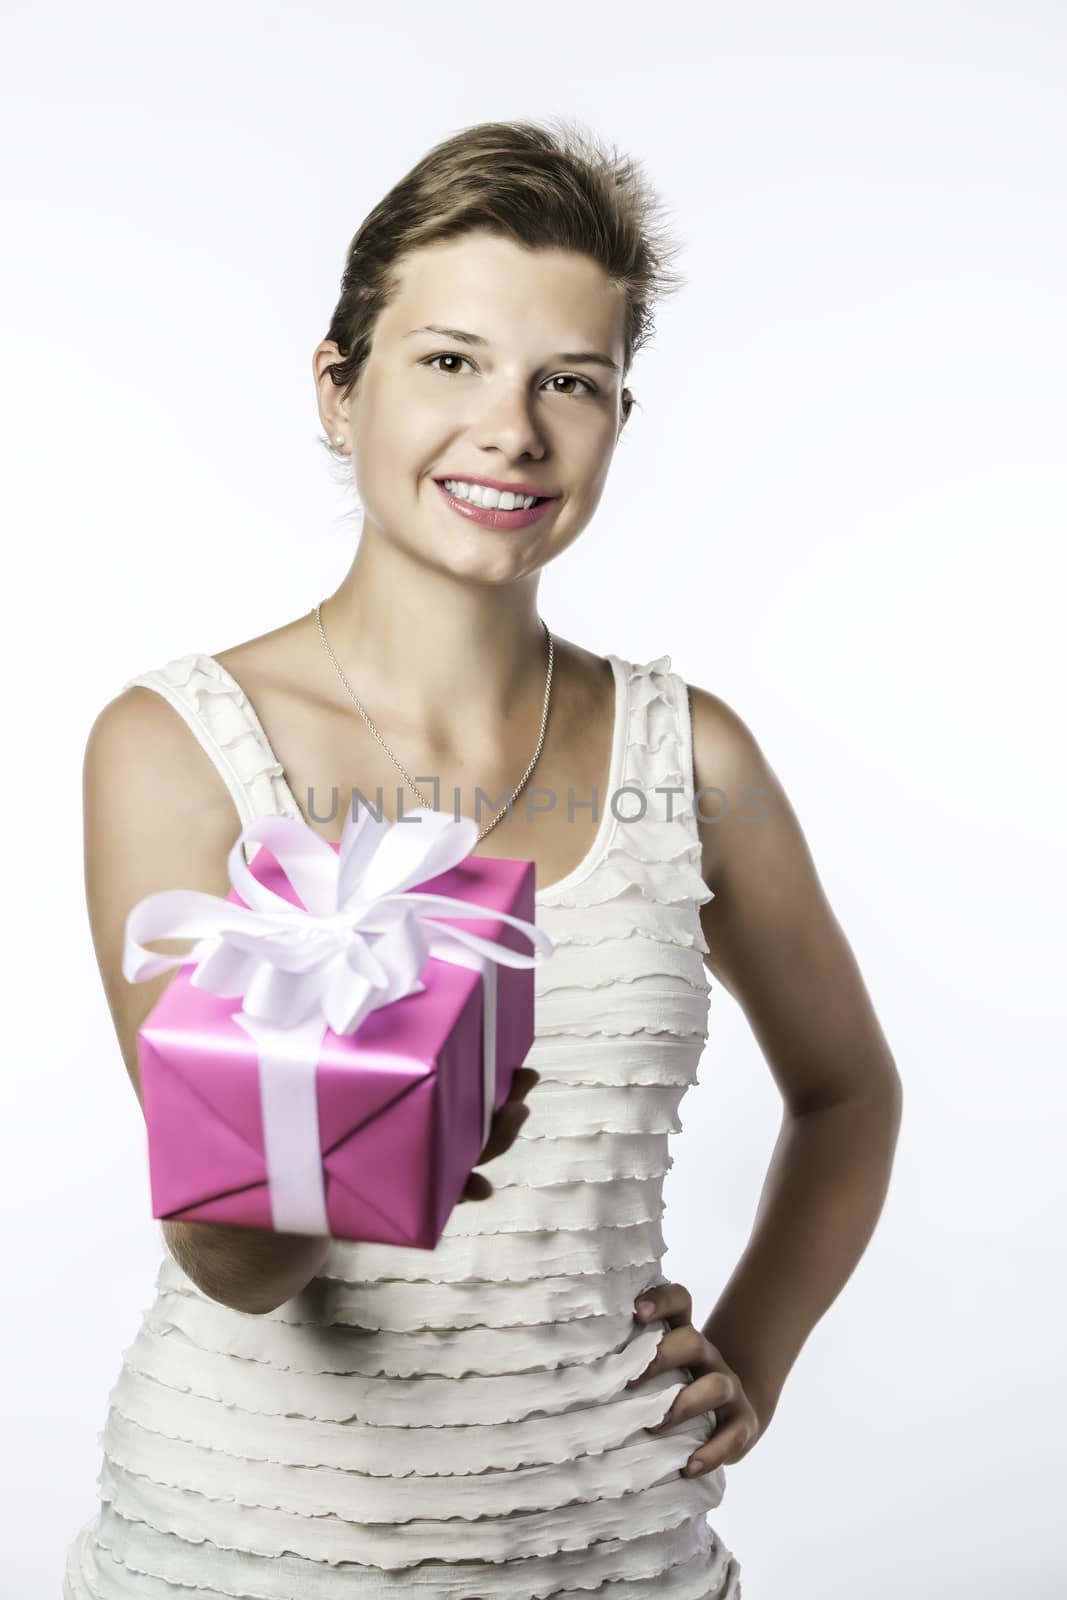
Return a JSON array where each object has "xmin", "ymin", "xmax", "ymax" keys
[
  {"xmin": 64, "ymin": 652, "xmax": 741, "ymax": 1600},
  {"xmin": 119, "ymin": 653, "xmax": 304, "ymax": 860}
]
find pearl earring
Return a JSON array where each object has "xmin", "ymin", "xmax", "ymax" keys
[{"xmin": 333, "ymin": 435, "xmax": 344, "ymax": 446}]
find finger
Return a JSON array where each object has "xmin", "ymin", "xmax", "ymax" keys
[
  {"xmin": 456, "ymin": 1075, "xmax": 539, "ymax": 1205},
  {"xmin": 624, "ymin": 1324, "xmax": 707, "ymax": 1390},
  {"xmin": 507, "ymin": 1066, "xmax": 540, "ymax": 1103},
  {"xmin": 630, "ymin": 1337, "xmax": 723, "ymax": 1401},
  {"xmin": 459, "ymin": 1172, "xmax": 493, "ymax": 1203},
  {"xmin": 476, "ymin": 1102, "xmax": 530, "ymax": 1166},
  {"xmin": 633, "ymin": 1281, "xmax": 693, "ymax": 1329},
  {"xmin": 645, "ymin": 1371, "xmax": 735, "ymax": 1433},
  {"xmin": 681, "ymin": 1417, "xmax": 752, "ymax": 1477}
]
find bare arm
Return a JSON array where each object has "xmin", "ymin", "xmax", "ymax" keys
[
  {"xmin": 688, "ymin": 685, "xmax": 903, "ymax": 1428},
  {"xmin": 83, "ymin": 687, "xmax": 331, "ymax": 1314}
]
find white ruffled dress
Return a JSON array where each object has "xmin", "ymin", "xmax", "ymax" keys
[{"xmin": 63, "ymin": 649, "xmax": 742, "ymax": 1599}]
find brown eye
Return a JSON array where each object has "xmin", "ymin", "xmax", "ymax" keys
[
  {"xmin": 424, "ymin": 354, "xmax": 597, "ymax": 397},
  {"xmin": 425, "ymin": 353, "xmax": 473, "ymax": 376},
  {"xmin": 546, "ymin": 373, "xmax": 598, "ymax": 398}
]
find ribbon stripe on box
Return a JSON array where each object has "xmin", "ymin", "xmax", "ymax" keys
[{"xmin": 123, "ymin": 806, "xmax": 553, "ymax": 1240}]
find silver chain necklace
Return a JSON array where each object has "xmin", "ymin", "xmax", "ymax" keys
[{"xmin": 314, "ymin": 601, "xmax": 554, "ymax": 842}]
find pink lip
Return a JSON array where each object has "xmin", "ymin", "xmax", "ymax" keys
[{"xmin": 433, "ymin": 480, "xmax": 558, "ymax": 531}]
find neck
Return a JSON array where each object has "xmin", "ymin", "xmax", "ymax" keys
[{"xmin": 314, "ymin": 535, "xmax": 552, "ymax": 761}]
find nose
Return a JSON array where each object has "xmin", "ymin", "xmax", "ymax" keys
[{"xmin": 471, "ymin": 380, "xmax": 548, "ymax": 465}]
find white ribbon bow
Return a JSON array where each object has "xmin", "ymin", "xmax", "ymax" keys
[{"xmin": 123, "ymin": 806, "xmax": 553, "ymax": 1235}]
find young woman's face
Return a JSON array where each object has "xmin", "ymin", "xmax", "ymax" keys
[{"xmin": 319, "ymin": 229, "xmax": 631, "ymax": 582}]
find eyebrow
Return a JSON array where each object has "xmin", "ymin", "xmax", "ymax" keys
[{"xmin": 402, "ymin": 323, "xmax": 620, "ymax": 374}]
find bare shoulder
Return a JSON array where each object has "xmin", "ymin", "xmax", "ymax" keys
[
  {"xmin": 685, "ymin": 682, "xmax": 781, "ymax": 890},
  {"xmin": 82, "ymin": 686, "xmax": 242, "ymax": 1106},
  {"xmin": 562, "ymin": 637, "xmax": 615, "ymax": 712},
  {"xmin": 204, "ymin": 611, "xmax": 306, "ymax": 698},
  {"xmin": 84, "ymin": 684, "xmax": 233, "ymax": 816}
]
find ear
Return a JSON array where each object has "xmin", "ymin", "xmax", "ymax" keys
[
  {"xmin": 312, "ymin": 340, "xmax": 351, "ymax": 443},
  {"xmin": 619, "ymin": 388, "xmax": 634, "ymax": 436}
]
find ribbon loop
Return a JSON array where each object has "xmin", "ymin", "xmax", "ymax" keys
[{"xmin": 124, "ymin": 807, "xmax": 551, "ymax": 1032}]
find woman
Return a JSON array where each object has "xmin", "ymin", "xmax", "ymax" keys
[{"xmin": 66, "ymin": 116, "xmax": 902, "ymax": 1598}]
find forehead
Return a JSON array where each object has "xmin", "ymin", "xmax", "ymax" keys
[{"xmin": 380, "ymin": 231, "xmax": 626, "ymax": 350}]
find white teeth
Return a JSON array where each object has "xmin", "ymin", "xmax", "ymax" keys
[{"xmin": 443, "ymin": 479, "xmax": 538, "ymax": 511}]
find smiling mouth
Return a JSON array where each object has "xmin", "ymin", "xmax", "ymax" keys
[{"xmin": 431, "ymin": 478, "xmax": 559, "ymax": 528}]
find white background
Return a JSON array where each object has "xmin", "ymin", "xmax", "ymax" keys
[{"xmin": 3, "ymin": 2, "xmax": 1065, "ymax": 1595}]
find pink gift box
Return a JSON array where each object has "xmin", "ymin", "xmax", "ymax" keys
[{"xmin": 136, "ymin": 842, "xmax": 537, "ymax": 1249}]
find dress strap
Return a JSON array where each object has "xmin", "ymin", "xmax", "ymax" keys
[
  {"xmin": 613, "ymin": 654, "xmax": 714, "ymax": 942},
  {"xmin": 540, "ymin": 654, "xmax": 713, "ymax": 954}
]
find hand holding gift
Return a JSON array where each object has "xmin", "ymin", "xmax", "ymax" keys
[
  {"xmin": 463, "ymin": 1062, "xmax": 540, "ymax": 1203},
  {"xmin": 122, "ymin": 804, "xmax": 554, "ymax": 1248}
]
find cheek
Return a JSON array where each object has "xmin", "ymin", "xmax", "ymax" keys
[{"xmin": 384, "ymin": 404, "xmax": 454, "ymax": 482}]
